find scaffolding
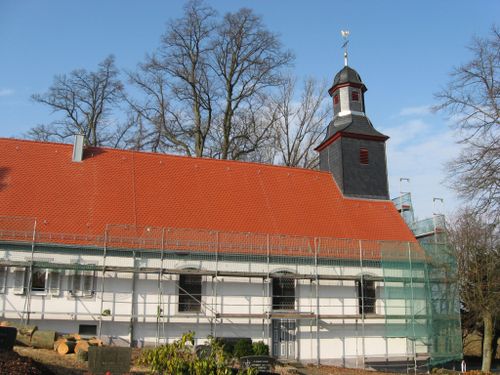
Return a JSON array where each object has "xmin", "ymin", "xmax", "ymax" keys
[
  {"xmin": 391, "ymin": 192, "xmax": 462, "ymax": 367},
  {"xmin": 392, "ymin": 193, "xmax": 447, "ymax": 242},
  {"xmin": 0, "ymin": 215, "xmax": 462, "ymax": 369}
]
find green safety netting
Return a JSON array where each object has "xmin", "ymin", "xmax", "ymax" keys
[{"xmin": 381, "ymin": 239, "xmax": 462, "ymax": 366}]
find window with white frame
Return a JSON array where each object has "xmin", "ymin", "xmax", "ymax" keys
[
  {"xmin": 31, "ymin": 268, "xmax": 47, "ymax": 292},
  {"xmin": 48, "ymin": 270, "xmax": 61, "ymax": 295},
  {"xmin": 69, "ymin": 269, "xmax": 95, "ymax": 297},
  {"xmin": 13, "ymin": 267, "xmax": 27, "ymax": 294},
  {"xmin": 13, "ymin": 267, "xmax": 60, "ymax": 295}
]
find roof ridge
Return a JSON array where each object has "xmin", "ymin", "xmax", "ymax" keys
[
  {"xmin": 0, "ymin": 137, "xmax": 331, "ymax": 176},
  {"xmin": 0, "ymin": 137, "xmax": 73, "ymax": 149}
]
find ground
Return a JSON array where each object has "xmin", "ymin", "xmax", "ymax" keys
[
  {"xmin": 6, "ymin": 346, "xmax": 148, "ymax": 375},
  {"xmin": 1, "ymin": 346, "xmax": 400, "ymax": 375},
  {"xmin": 279, "ymin": 363, "xmax": 398, "ymax": 374},
  {"xmin": 0, "ymin": 350, "xmax": 55, "ymax": 375},
  {"xmin": 3, "ymin": 347, "xmax": 494, "ymax": 374}
]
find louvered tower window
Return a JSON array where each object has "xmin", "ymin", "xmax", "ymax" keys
[{"xmin": 360, "ymin": 148, "xmax": 369, "ymax": 164}]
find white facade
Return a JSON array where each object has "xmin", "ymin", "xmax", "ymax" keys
[{"xmin": 0, "ymin": 241, "xmax": 425, "ymax": 367}]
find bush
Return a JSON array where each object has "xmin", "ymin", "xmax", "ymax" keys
[
  {"xmin": 139, "ymin": 332, "xmax": 234, "ymax": 375},
  {"xmin": 251, "ymin": 341, "xmax": 269, "ymax": 356},
  {"xmin": 216, "ymin": 338, "xmax": 236, "ymax": 357},
  {"xmin": 234, "ymin": 339, "xmax": 253, "ymax": 358}
]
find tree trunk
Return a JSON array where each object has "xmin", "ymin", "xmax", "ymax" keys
[
  {"xmin": 31, "ymin": 330, "xmax": 56, "ymax": 349},
  {"xmin": 88, "ymin": 338, "xmax": 103, "ymax": 346},
  {"xmin": 75, "ymin": 340, "xmax": 89, "ymax": 353},
  {"xmin": 482, "ymin": 311, "xmax": 493, "ymax": 372},
  {"xmin": 221, "ymin": 84, "xmax": 234, "ymax": 160},
  {"xmin": 54, "ymin": 338, "xmax": 67, "ymax": 351},
  {"xmin": 57, "ymin": 340, "xmax": 76, "ymax": 355}
]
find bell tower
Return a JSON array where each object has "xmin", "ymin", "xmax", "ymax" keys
[{"xmin": 315, "ymin": 60, "xmax": 390, "ymax": 200}]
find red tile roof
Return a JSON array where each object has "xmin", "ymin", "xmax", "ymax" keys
[{"xmin": 0, "ymin": 138, "xmax": 416, "ymax": 246}]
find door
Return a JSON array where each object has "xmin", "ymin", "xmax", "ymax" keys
[{"xmin": 272, "ymin": 319, "xmax": 296, "ymax": 360}]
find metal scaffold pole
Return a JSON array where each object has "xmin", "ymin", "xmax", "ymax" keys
[
  {"xmin": 23, "ymin": 219, "xmax": 37, "ymax": 325},
  {"xmin": 213, "ymin": 231, "xmax": 219, "ymax": 337},
  {"xmin": 407, "ymin": 242, "xmax": 418, "ymax": 375},
  {"xmin": 98, "ymin": 225, "xmax": 109, "ymax": 339},
  {"xmin": 156, "ymin": 228, "xmax": 165, "ymax": 346},
  {"xmin": 266, "ymin": 234, "xmax": 271, "ymax": 350},
  {"xmin": 359, "ymin": 240, "xmax": 366, "ymax": 368},
  {"xmin": 315, "ymin": 237, "xmax": 320, "ymax": 367},
  {"xmin": 129, "ymin": 250, "xmax": 137, "ymax": 347}
]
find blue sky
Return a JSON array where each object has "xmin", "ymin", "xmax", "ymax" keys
[{"xmin": 1, "ymin": 0, "xmax": 498, "ymax": 219}]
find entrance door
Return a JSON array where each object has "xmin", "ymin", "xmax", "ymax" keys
[{"xmin": 272, "ymin": 319, "xmax": 296, "ymax": 360}]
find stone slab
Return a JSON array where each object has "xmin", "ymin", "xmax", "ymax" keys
[
  {"xmin": 240, "ymin": 355, "xmax": 275, "ymax": 374},
  {"xmin": 88, "ymin": 346, "xmax": 131, "ymax": 375}
]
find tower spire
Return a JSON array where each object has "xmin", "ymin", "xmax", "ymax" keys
[{"xmin": 341, "ymin": 30, "xmax": 350, "ymax": 66}]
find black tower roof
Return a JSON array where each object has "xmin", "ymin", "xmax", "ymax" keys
[
  {"xmin": 331, "ymin": 66, "xmax": 367, "ymax": 93},
  {"xmin": 323, "ymin": 115, "xmax": 388, "ymax": 140},
  {"xmin": 318, "ymin": 64, "xmax": 388, "ymax": 150}
]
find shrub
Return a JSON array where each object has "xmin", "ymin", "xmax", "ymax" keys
[
  {"xmin": 216, "ymin": 338, "xmax": 236, "ymax": 357},
  {"xmin": 251, "ymin": 341, "xmax": 269, "ymax": 356},
  {"xmin": 234, "ymin": 338, "xmax": 253, "ymax": 358},
  {"xmin": 139, "ymin": 332, "xmax": 236, "ymax": 375}
]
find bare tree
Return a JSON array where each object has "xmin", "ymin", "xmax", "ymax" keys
[
  {"xmin": 210, "ymin": 93, "xmax": 279, "ymax": 161},
  {"xmin": 126, "ymin": 0, "xmax": 216, "ymax": 156},
  {"xmin": 272, "ymin": 77, "xmax": 331, "ymax": 168},
  {"xmin": 447, "ymin": 209, "xmax": 500, "ymax": 372},
  {"xmin": 127, "ymin": 1, "xmax": 293, "ymax": 159},
  {"xmin": 212, "ymin": 8, "xmax": 294, "ymax": 159},
  {"xmin": 127, "ymin": 57, "xmax": 192, "ymax": 154},
  {"xmin": 110, "ymin": 111, "xmax": 148, "ymax": 150},
  {"xmin": 29, "ymin": 56, "xmax": 124, "ymax": 146},
  {"xmin": 435, "ymin": 27, "xmax": 499, "ymax": 219}
]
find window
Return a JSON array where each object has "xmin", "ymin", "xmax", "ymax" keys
[
  {"xmin": 272, "ymin": 275, "xmax": 295, "ymax": 310},
  {"xmin": 333, "ymin": 94, "xmax": 339, "ymax": 105},
  {"xmin": 78, "ymin": 324, "xmax": 97, "ymax": 336},
  {"xmin": 351, "ymin": 90, "xmax": 360, "ymax": 101},
  {"xmin": 31, "ymin": 269, "xmax": 47, "ymax": 292},
  {"xmin": 32, "ymin": 269, "xmax": 60, "ymax": 294},
  {"xmin": 49, "ymin": 271, "xmax": 61, "ymax": 295},
  {"xmin": 359, "ymin": 148, "xmax": 369, "ymax": 165},
  {"xmin": 357, "ymin": 279, "xmax": 376, "ymax": 315},
  {"xmin": 69, "ymin": 270, "xmax": 95, "ymax": 297},
  {"xmin": 13, "ymin": 267, "xmax": 26, "ymax": 294},
  {"xmin": 12, "ymin": 268, "xmax": 60, "ymax": 295},
  {"xmin": 178, "ymin": 274, "xmax": 202, "ymax": 312},
  {"xmin": 0, "ymin": 267, "xmax": 7, "ymax": 293}
]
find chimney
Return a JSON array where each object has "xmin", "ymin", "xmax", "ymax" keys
[{"xmin": 72, "ymin": 134, "xmax": 84, "ymax": 162}]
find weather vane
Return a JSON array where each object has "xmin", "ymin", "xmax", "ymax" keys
[{"xmin": 341, "ymin": 30, "xmax": 350, "ymax": 66}]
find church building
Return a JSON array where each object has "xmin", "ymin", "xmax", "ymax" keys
[{"xmin": 0, "ymin": 61, "xmax": 461, "ymax": 369}]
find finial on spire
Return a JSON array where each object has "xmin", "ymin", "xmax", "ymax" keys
[{"xmin": 341, "ymin": 30, "xmax": 350, "ymax": 66}]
